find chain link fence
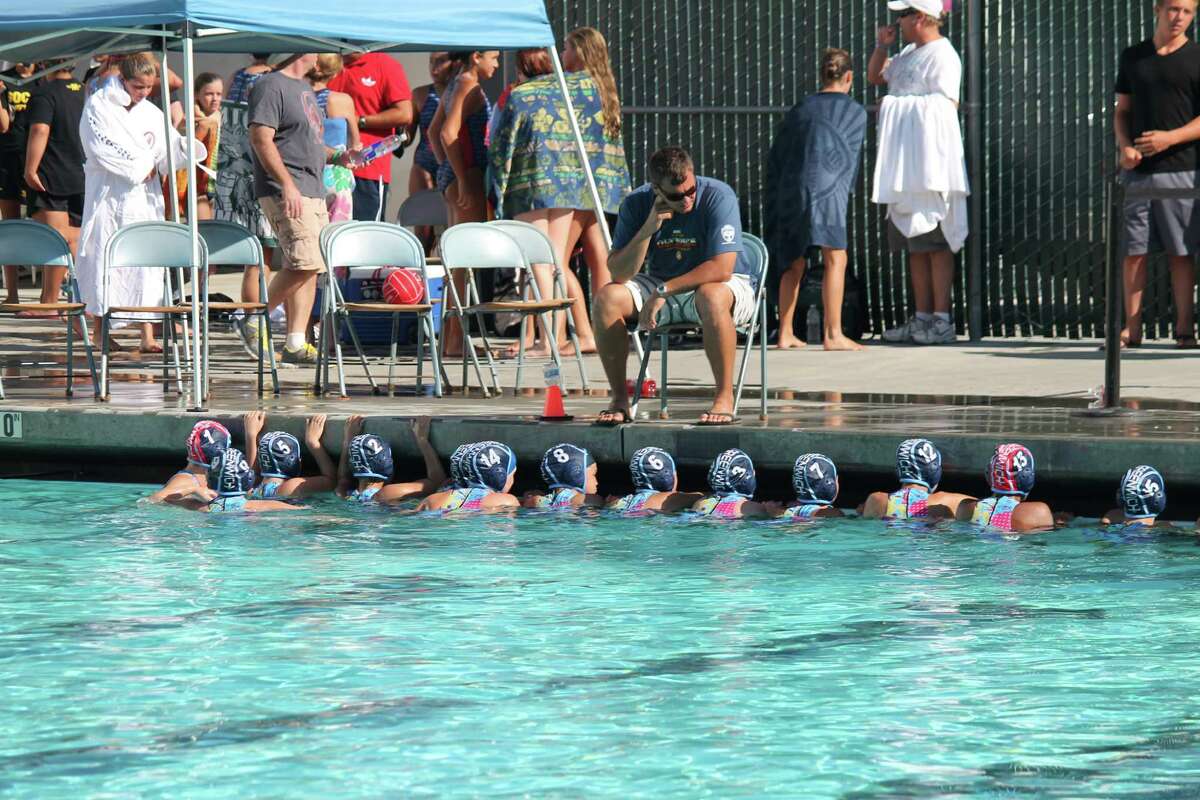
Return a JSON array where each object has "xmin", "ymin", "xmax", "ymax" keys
[{"xmin": 546, "ymin": 0, "xmax": 1173, "ymax": 339}]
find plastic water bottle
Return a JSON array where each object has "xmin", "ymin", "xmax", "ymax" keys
[
  {"xmin": 806, "ymin": 305, "xmax": 822, "ymax": 345},
  {"xmin": 344, "ymin": 133, "xmax": 407, "ymax": 169}
]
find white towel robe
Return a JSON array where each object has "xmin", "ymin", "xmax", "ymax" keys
[
  {"xmin": 76, "ymin": 79, "xmax": 205, "ymax": 325},
  {"xmin": 871, "ymin": 38, "xmax": 970, "ymax": 253}
]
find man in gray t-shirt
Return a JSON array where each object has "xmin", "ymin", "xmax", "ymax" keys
[{"xmin": 248, "ymin": 53, "xmax": 330, "ymax": 365}]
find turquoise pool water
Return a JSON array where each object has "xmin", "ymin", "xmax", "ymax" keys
[{"xmin": 4, "ymin": 479, "xmax": 1200, "ymax": 798}]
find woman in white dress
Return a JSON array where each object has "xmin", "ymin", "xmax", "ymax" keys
[{"xmin": 77, "ymin": 52, "xmax": 205, "ymax": 353}]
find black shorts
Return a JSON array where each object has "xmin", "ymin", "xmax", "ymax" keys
[
  {"xmin": 0, "ymin": 155, "xmax": 23, "ymax": 202},
  {"xmin": 27, "ymin": 190, "xmax": 82, "ymax": 226}
]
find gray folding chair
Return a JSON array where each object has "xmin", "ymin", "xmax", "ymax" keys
[
  {"xmin": 197, "ymin": 220, "xmax": 279, "ymax": 397},
  {"xmin": 398, "ymin": 189, "xmax": 449, "ymax": 228},
  {"xmin": 437, "ymin": 223, "xmax": 573, "ymax": 398},
  {"xmin": 0, "ymin": 219, "xmax": 98, "ymax": 399},
  {"xmin": 631, "ymin": 232, "xmax": 770, "ymax": 421},
  {"xmin": 99, "ymin": 221, "xmax": 208, "ymax": 401},
  {"xmin": 316, "ymin": 221, "xmax": 445, "ymax": 398},
  {"xmin": 488, "ymin": 219, "xmax": 589, "ymax": 391}
]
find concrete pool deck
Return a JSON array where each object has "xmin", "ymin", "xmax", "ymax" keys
[{"xmin": 5, "ymin": 289, "xmax": 1200, "ymax": 503}]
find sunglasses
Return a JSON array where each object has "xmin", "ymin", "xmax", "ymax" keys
[
  {"xmin": 896, "ymin": 8, "xmax": 919, "ymax": 17},
  {"xmin": 659, "ymin": 183, "xmax": 698, "ymax": 202}
]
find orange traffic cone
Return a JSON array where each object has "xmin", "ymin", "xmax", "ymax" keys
[{"xmin": 540, "ymin": 383, "xmax": 573, "ymax": 421}]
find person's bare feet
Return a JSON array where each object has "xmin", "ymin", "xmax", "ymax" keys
[
  {"xmin": 698, "ymin": 398, "xmax": 736, "ymax": 424},
  {"xmin": 824, "ymin": 334, "xmax": 865, "ymax": 351},
  {"xmin": 776, "ymin": 333, "xmax": 806, "ymax": 349},
  {"xmin": 137, "ymin": 339, "xmax": 163, "ymax": 354},
  {"xmin": 502, "ymin": 340, "xmax": 553, "ymax": 359},
  {"xmin": 559, "ymin": 338, "xmax": 597, "ymax": 357}
]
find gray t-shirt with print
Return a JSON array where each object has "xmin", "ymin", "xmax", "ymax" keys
[{"xmin": 248, "ymin": 71, "xmax": 325, "ymax": 199}]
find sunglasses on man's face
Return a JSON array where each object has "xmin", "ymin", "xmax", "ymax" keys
[
  {"xmin": 659, "ymin": 183, "xmax": 697, "ymax": 202},
  {"xmin": 896, "ymin": 8, "xmax": 919, "ymax": 18}
]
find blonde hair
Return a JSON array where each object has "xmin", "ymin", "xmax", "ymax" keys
[
  {"xmin": 119, "ymin": 52, "xmax": 159, "ymax": 81},
  {"xmin": 566, "ymin": 27, "xmax": 622, "ymax": 139},
  {"xmin": 309, "ymin": 53, "xmax": 344, "ymax": 84}
]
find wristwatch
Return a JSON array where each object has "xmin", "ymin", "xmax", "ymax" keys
[
  {"xmin": 652, "ymin": 280, "xmax": 668, "ymax": 298},
  {"xmin": 357, "ymin": 115, "xmax": 368, "ymax": 130}
]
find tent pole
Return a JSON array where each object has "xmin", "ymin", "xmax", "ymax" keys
[
  {"xmin": 550, "ymin": 48, "xmax": 611, "ymax": 249},
  {"xmin": 181, "ymin": 28, "xmax": 205, "ymax": 410}
]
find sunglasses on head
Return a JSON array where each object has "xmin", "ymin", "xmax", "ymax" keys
[{"xmin": 659, "ymin": 183, "xmax": 697, "ymax": 202}]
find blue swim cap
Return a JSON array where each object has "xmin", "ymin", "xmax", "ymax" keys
[
  {"xmin": 987, "ymin": 443, "xmax": 1036, "ymax": 497},
  {"xmin": 1118, "ymin": 465, "xmax": 1166, "ymax": 520},
  {"xmin": 792, "ymin": 453, "xmax": 839, "ymax": 506},
  {"xmin": 630, "ymin": 446, "xmax": 676, "ymax": 493},
  {"xmin": 896, "ymin": 438, "xmax": 942, "ymax": 490},
  {"xmin": 258, "ymin": 431, "xmax": 302, "ymax": 478},
  {"xmin": 708, "ymin": 448, "xmax": 756, "ymax": 498},
  {"xmin": 540, "ymin": 443, "xmax": 593, "ymax": 492},
  {"xmin": 187, "ymin": 420, "xmax": 231, "ymax": 468},
  {"xmin": 467, "ymin": 441, "xmax": 517, "ymax": 492},
  {"xmin": 349, "ymin": 434, "xmax": 393, "ymax": 480},
  {"xmin": 449, "ymin": 443, "xmax": 473, "ymax": 488},
  {"xmin": 208, "ymin": 447, "xmax": 255, "ymax": 497}
]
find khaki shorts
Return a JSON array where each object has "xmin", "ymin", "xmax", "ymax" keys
[
  {"xmin": 623, "ymin": 272, "xmax": 757, "ymax": 330},
  {"xmin": 259, "ymin": 195, "xmax": 328, "ymax": 272}
]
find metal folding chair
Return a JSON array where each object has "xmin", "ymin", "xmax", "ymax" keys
[
  {"xmin": 197, "ymin": 220, "xmax": 279, "ymax": 398},
  {"xmin": 398, "ymin": 189, "xmax": 449, "ymax": 229},
  {"xmin": 488, "ymin": 219, "xmax": 590, "ymax": 391},
  {"xmin": 0, "ymin": 219, "xmax": 98, "ymax": 399},
  {"xmin": 316, "ymin": 221, "xmax": 445, "ymax": 398},
  {"xmin": 437, "ymin": 223, "xmax": 573, "ymax": 398},
  {"xmin": 99, "ymin": 221, "xmax": 207, "ymax": 401},
  {"xmin": 631, "ymin": 232, "xmax": 770, "ymax": 421}
]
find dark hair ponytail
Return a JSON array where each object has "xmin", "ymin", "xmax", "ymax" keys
[{"xmin": 820, "ymin": 48, "xmax": 852, "ymax": 87}]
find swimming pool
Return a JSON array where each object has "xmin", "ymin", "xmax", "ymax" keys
[{"xmin": 4, "ymin": 479, "xmax": 1200, "ymax": 798}]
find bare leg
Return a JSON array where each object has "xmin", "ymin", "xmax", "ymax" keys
[
  {"xmin": 512, "ymin": 208, "xmax": 576, "ymax": 356},
  {"xmin": 576, "ymin": 211, "xmax": 611, "ymax": 289},
  {"xmin": 1122, "ymin": 254, "xmax": 1147, "ymax": 345},
  {"xmin": 929, "ymin": 250, "xmax": 955, "ymax": 314},
  {"xmin": 821, "ymin": 247, "xmax": 864, "ymax": 351},
  {"xmin": 1168, "ymin": 255, "xmax": 1196, "ymax": 343},
  {"xmin": 777, "ymin": 256, "xmax": 806, "ymax": 349},
  {"xmin": 243, "ymin": 246, "xmax": 273, "ymax": 305},
  {"xmin": 909, "ymin": 252, "xmax": 934, "ymax": 314},
  {"xmin": 408, "ymin": 165, "xmax": 437, "ymax": 254},
  {"xmin": 440, "ymin": 183, "xmax": 465, "ymax": 357},
  {"xmin": 594, "ymin": 281, "xmax": 635, "ymax": 420},
  {"xmin": 138, "ymin": 322, "xmax": 161, "ymax": 352},
  {"xmin": 694, "ymin": 282, "xmax": 737, "ymax": 421},
  {"xmin": 1, "ymin": 198, "xmax": 20, "ymax": 303},
  {"xmin": 558, "ymin": 267, "xmax": 597, "ymax": 355}
]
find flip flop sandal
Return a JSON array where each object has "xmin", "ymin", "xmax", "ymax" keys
[
  {"xmin": 593, "ymin": 407, "xmax": 633, "ymax": 427},
  {"xmin": 696, "ymin": 413, "xmax": 741, "ymax": 427}
]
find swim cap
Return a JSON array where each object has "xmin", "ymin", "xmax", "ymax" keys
[
  {"xmin": 466, "ymin": 441, "xmax": 517, "ymax": 492},
  {"xmin": 896, "ymin": 438, "xmax": 942, "ymax": 490},
  {"xmin": 258, "ymin": 431, "xmax": 301, "ymax": 479},
  {"xmin": 207, "ymin": 447, "xmax": 254, "ymax": 497},
  {"xmin": 986, "ymin": 443, "xmax": 1035, "ymax": 497},
  {"xmin": 792, "ymin": 453, "xmax": 839, "ymax": 506},
  {"xmin": 630, "ymin": 446, "xmax": 677, "ymax": 493},
  {"xmin": 707, "ymin": 448, "xmax": 756, "ymax": 498},
  {"xmin": 1118, "ymin": 465, "xmax": 1166, "ymax": 520},
  {"xmin": 186, "ymin": 420, "xmax": 231, "ymax": 467},
  {"xmin": 540, "ymin": 443, "xmax": 593, "ymax": 492},
  {"xmin": 448, "ymin": 443, "xmax": 473, "ymax": 488},
  {"xmin": 349, "ymin": 434, "xmax": 393, "ymax": 480}
]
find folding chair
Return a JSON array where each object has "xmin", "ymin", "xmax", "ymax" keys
[
  {"xmin": 197, "ymin": 220, "xmax": 279, "ymax": 398},
  {"xmin": 437, "ymin": 223, "xmax": 573, "ymax": 398},
  {"xmin": 488, "ymin": 219, "xmax": 589, "ymax": 391},
  {"xmin": 316, "ymin": 221, "xmax": 444, "ymax": 398},
  {"xmin": 0, "ymin": 219, "xmax": 98, "ymax": 399},
  {"xmin": 631, "ymin": 232, "xmax": 770, "ymax": 421},
  {"xmin": 398, "ymin": 189, "xmax": 449, "ymax": 229},
  {"xmin": 99, "ymin": 221, "xmax": 207, "ymax": 401}
]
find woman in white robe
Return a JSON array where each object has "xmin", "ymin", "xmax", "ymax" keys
[{"xmin": 76, "ymin": 52, "xmax": 205, "ymax": 352}]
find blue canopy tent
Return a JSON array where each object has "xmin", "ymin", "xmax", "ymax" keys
[{"xmin": 0, "ymin": 1, "xmax": 610, "ymax": 408}]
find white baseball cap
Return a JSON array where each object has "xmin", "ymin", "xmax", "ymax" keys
[{"xmin": 887, "ymin": 0, "xmax": 944, "ymax": 16}]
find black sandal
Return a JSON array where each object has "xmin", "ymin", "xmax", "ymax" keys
[{"xmin": 594, "ymin": 407, "xmax": 633, "ymax": 427}]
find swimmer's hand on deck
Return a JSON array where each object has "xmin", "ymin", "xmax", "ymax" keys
[
  {"xmin": 305, "ymin": 414, "xmax": 327, "ymax": 450},
  {"xmin": 244, "ymin": 410, "xmax": 265, "ymax": 440}
]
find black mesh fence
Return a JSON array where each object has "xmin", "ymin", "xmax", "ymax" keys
[{"xmin": 545, "ymin": 0, "xmax": 1172, "ymax": 339}]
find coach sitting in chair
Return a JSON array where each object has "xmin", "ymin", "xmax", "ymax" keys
[{"xmin": 595, "ymin": 146, "xmax": 756, "ymax": 427}]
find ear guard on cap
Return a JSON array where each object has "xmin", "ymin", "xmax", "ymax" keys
[
  {"xmin": 208, "ymin": 447, "xmax": 255, "ymax": 497},
  {"xmin": 468, "ymin": 441, "xmax": 517, "ymax": 492},
  {"xmin": 349, "ymin": 434, "xmax": 393, "ymax": 480},
  {"xmin": 708, "ymin": 448, "xmax": 756, "ymax": 498},
  {"xmin": 1118, "ymin": 465, "xmax": 1166, "ymax": 520},
  {"xmin": 258, "ymin": 431, "xmax": 302, "ymax": 479},
  {"xmin": 187, "ymin": 420, "xmax": 231, "ymax": 468},
  {"xmin": 792, "ymin": 453, "xmax": 839, "ymax": 505},
  {"xmin": 987, "ymin": 443, "xmax": 1035, "ymax": 497},
  {"xmin": 448, "ymin": 443, "xmax": 473, "ymax": 488},
  {"xmin": 540, "ymin": 444, "xmax": 593, "ymax": 492},
  {"xmin": 896, "ymin": 438, "xmax": 941, "ymax": 491},
  {"xmin": 630, "ymin": 447, "xmax": 676, "ymax": 493}
]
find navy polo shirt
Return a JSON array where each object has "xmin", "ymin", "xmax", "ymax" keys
[{"xmin": 612, "ymin": 176, "xmax": 751, "ymax": 280}]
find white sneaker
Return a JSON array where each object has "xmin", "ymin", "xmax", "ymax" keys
[
  {"xmin": 882, "ymin": 316, "xmax": 927, "ymax": 343},
  {"xmin": 912, "ymin": 317, "xmax": 956, "ymax": 345}
]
